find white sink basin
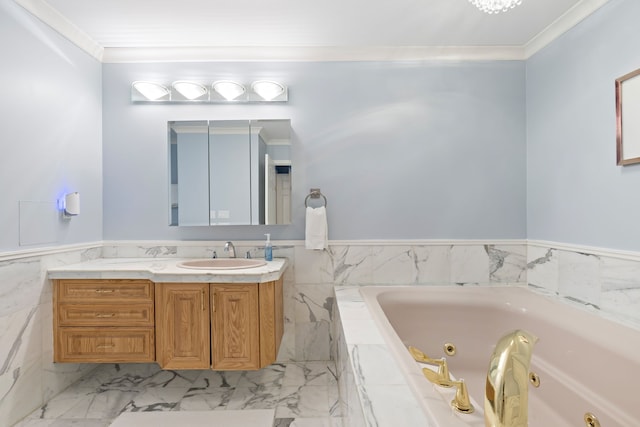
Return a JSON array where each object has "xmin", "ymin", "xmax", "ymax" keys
[{"xmin": 177, "ymin": 258, "xmax": 267, "ymax": 270}]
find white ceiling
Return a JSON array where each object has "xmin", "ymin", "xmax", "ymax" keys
[{"xmin": 15, "ymin": 0, "xmax": 612, "ymax": 62}]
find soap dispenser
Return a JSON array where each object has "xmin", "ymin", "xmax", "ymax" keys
[{"xmin": 264, "ymin": 233, "xmax": 273, "ymax": 261}]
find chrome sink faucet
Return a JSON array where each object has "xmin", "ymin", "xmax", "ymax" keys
[
  {"xmin": 224, "ymin": 241, "xmax": 236, "ymax": 258},
  {"xmin": 485, "ymin": 329, "xmax": 538, "ymax": 427}
]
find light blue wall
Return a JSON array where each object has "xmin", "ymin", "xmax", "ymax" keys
[
  {"xmin": 526, "ymin": 0, "xmax": 640, "ymax": 251},
  {"xmin": 0, "ymin": 0, "xmax": 103, "ymax": 252},
  {"xmin": 102, "ymin": 61, "xmax": 526, "ymax": 241}
]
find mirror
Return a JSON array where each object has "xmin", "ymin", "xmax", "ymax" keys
[
  {"xmin": 616, "ymin": 68, "xmax": 640, "ymax": 165},
  {"xmin": 169, "ymin": 119, "xmax": 291, "ymax": 226}
]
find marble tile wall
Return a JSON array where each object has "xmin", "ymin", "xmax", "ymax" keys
[
  {"xmin": 527, "ymin": 243, "xmax": 640, "ymax": 327},
  {"xmin": 4, "ymin": 239, "xmax": 640, "ymax": 425},
  {"xmin": 101, "ymin": 241, "xmax": 530, "ymax": 365},
  {"xmin": 0, "ymin": 245, "xmax": 102, "ymax": 427}
]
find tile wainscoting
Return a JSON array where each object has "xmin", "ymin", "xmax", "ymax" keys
[
  {"xmin": 0, "ymin": 244, "xmax": 103, "ymax": 427},
  {"xmin": 527, "ymin": 240, "xmax": 640, "ymax": 328},
  {"xmin": 2, "ymin": 239, "xmax": 640, "ymax": 425}
]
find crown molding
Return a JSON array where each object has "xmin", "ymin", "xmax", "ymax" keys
[
  {"xmin": 14, "ymin": 0, "xmax": 612, "ymax": 63},
  {"xmin": 14, "ymin": 0, "xmax": 103, "ymax": 61},
  {"xmin": 101, "ymin": 45, "xmax": 527, "ymax": 63},
  {"xmin": 524, "ymin": 0, "xmax": 612, "ymax": 58}
]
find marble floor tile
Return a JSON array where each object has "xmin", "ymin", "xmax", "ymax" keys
[
  {"xmin": 177, "ymin": 385, "xmax": 236, "ymax": 411},
  {"xmin": 15, "ymin": 362, "xmax": 340, "ymax": 427},
  {"xmin": 226, "ymin": 385, "xmax": 283, "ymax": 411},
  {"xmin": 29, "ymin": 387, "xmax": 139, "ymax": 420},
  {"xmin": 283, "ymin": 361, "xmax": 337, "ymax": 387},
  {"xmin": 276, "ymin": 385, "xmax": 330, "ymax": 418}
]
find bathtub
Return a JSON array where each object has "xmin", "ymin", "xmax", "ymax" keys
[{"xmin": 355, "ymin": 286, "xmax": 640, "ymax": 427}]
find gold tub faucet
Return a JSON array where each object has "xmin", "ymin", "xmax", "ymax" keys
[
  {"xmin": 408, "ymin": 345, "xmax": 474, "ymax": 414},
  {"xmin": 484, "ymin": 329, "xmax": 538, "ymax": 427}
]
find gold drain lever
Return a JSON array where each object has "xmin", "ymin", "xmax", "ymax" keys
[
  {"xmin": 408, "ymin": 346, "xmax": 452, "ymax": 387},
  {"xmin": 422, "ymin": 368, "xmax": 475, "ymax": 414}
]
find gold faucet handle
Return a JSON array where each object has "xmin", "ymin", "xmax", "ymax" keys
[
  {"xmin": 451, "ymin": 378, "xmax": 474, "ymax": 414},
  {"xmin": 421, "ymin": 369, "xmax": 474, "ymax": 414},
  {"xmin": 408, "ymin": 346, "xmax": 451, "ymax": 383},
  {"xmin": 422, "ymin": 367, "xmax": 452, "ymax": 387}
]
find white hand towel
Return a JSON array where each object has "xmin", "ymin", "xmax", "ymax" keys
[{"xmin": 305, "ymin": 206, "xmax": 328, "ymax": 250}]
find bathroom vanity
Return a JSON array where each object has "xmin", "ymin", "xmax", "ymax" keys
[{"xmin": 49, "ymin": 258, "xmax": 287, "ymax": 370}]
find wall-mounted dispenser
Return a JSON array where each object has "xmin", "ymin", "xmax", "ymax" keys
[{"xmin": 61, "ymin": 192, "xmax": 80, "ymax": 218}]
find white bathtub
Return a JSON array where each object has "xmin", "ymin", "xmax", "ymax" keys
[{"xmin": 357, "ymin": 286, "xmax": 640, "ymax": 427}]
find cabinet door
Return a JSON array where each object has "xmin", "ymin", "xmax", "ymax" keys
[
  {"xmin": 211, "ymin": 284, "xmax": 260, "ymax": 370},
  {"xmin": 156, "ymin": 283, "xmax": 210, "ymax": 369}
]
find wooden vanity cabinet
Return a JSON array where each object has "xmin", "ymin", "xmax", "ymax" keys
[
  {"xmin": 155, "ymin": 277, "xmax": 283, "ymax": 370},
  {"xmin": 53, "ymin": 276, "xmax": 284, "ymax": 370},
  {"xmin": 53, "ymin": 279, "xmax": 155, "ymax": 363}
]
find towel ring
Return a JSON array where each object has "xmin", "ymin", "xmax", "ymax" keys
[{"xmin": 305, "ymin": 188, "xmax": 327, "ymax": 208}]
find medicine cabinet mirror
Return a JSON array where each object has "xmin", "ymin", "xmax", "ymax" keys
[{"xmin": 169, "ymin": 119, "xmax": 291, "ymax": 226}]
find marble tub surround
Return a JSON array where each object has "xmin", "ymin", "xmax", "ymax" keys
[
  {"xmin": 47, "ymin": 257, "xmax": 288, "ymax": 283},
  {"xmin": 13, "ymin": 361, "xmax": 343, "ymax": 427},
  {"xmin": 333, "ymin": 287, "xmax": 429, "ymax": 427}
]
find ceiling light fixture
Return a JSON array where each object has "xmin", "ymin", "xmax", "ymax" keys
[
  {"xmin": 468, "ymin": 0, "xmax": 522, "ymax": 14},
  {"xmin": 212, "ymin": 80, "xmax": 246, "ymax": 101},
  {"xmin": 172, "ymin": 81, "xmax": 208, "ymax": 100},
  {"xmin": 132, "ymin": 81, "xmax": 170, "ymax": 101},
  {"xmin": 251, "ymin": 80, "xmax": 286, "ymax": 101}
]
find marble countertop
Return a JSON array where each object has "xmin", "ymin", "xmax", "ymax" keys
[{"xmin": 48, "ymin": 257, "xmax": 288, "ymax": 283}]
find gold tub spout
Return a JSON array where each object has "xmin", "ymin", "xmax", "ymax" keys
[{"xmin": 485, "ymin": 329, "xmax": 538, "ymax": 427}]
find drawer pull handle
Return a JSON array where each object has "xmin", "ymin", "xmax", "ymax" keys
[
  {"xmin": 95, "ymin": 289, "xmax": 115, "ymax": 294},
  {"xmin": 95, "ymin": 313, "xmax": 116, "ymax": 318},
  {"xmin": 96, "ymin": 344, "xmax": 115, "ymax": 349}
]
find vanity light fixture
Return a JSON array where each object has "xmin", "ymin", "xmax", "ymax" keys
[
  {"xmin": 468, "ymin": 0, "xmax": 522, "ymax": 14},
  {"xmin": 131, "ymin": 79, "xmax": 287, "ymax": 103},
  {"xmin": 131, "ymin": 81, "xmax": 170, "ymax": 101},
  {"xmin": 212, "ymin": 80, "xmax": 246, "ymax": 101},
  {"xmin": 251, "ymin": 80, "xmax": 286, "ymax": 101},
  {"xmin": 172, "ymin": 81, "xmax": 208, "ymax": 100}
]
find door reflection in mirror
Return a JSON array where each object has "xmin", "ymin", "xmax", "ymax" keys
[{"xmin": 169, "ymin": 119, "xmax": 291, "ymax": 226}]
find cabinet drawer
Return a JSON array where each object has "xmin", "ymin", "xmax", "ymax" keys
[
  {"xmin": 55, "ymin": 327, "xmax": 155, "ymax": 363},
  {"xmin": 58, "ymin": 303, "xmax": 154, "ymax": 327},
  {"xmin": 56, "ymin": 280, "xmax": 153, "ymax": 302}
]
